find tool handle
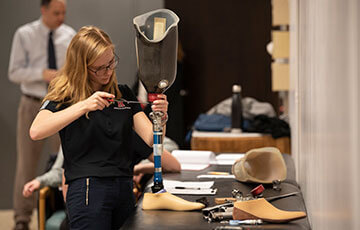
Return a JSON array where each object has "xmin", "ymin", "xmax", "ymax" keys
[{"xmin": 215, "ymin": 197, "xmax": 237, "ymax": 205}]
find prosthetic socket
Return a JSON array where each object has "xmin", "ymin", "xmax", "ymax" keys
[
  {"xmin": 133, "ymin": 9, "xmax": 179, "ymax": 94},
  {"xmin": 232, "ymin": 147, "xmax": 287, "ymax": 184}
]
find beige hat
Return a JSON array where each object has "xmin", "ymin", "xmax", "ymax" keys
[{"xmin": 232, "ymin": 147, "xmax": 287, "ymax": 184}]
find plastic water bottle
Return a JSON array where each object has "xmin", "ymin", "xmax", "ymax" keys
[{"xmin": 231, "ymin": 85, "xmax": 243, "ymax": 133}]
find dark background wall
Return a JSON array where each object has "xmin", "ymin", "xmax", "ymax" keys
[{"xmin": 165, "ymin": 0, "xmax": 278, "ymax": 133}]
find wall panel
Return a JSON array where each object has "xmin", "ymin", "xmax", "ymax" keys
[{"xmin": 290, "ymin": 0, "xmax": 360, "ymax": 229}]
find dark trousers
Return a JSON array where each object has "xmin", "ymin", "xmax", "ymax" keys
[{"xmin": 66, "ymin": 177, "xmax": 135, "ymax": 230}]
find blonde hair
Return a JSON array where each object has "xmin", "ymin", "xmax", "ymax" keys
[{"xmin": 44, "ymin": 26, "xmax": 121, "ymax": 106}]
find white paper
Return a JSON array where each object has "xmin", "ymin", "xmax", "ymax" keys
[
  {"xmin": 162, "ymin": 180, "xmax": 214, "ymax": 189},
  {"xmin": 166, "ymin": 188, "xmax": 217, "ymax": 195},
  {"xmin": 215, "ymin": 153, "xmax": 244, "ymax": 165},
  {"xmin": 147, "ymin": 179, "xmax": 215, "ymax": 194},
  {"xmin": 197, "ymin": 174, "xmax": 236, "ymax": 179},
  {"xmin": 155, "ymin": 180, "xmax": 216, "ymax": 195},
  {"xmin": 192, "ymin": 130, "xmax": 263, "ymax": 138},
  {"xmin": 172, "ymin": 150, "xmax": 216, "ymax": 171},
  {"xmin": 180, "ymin": 164, "xmax": 211, "ymax": 171}
]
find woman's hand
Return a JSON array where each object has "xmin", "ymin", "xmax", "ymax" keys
[
  {"xmin": 23, "ymin": 179, "xmax": 41, "ymax": 197},
  {"xmin": 133, "ymin": 173, "xmax": 144, "ymax": 185},
  {"xmin": 30, "ymin": 91, "xmax": 115, "ymax": 141},
  {"xmin": 151, "ymin": 94, "xmax": 168, "ymax": 114},
  {"xmin": 62, "ymin": 171, "xmax": 67, "ymax": 203},
  {"xmin": 133, "ymin": 94, "xmax": 168, "ymax": 146},
  {"xmin": 82, "ymin": 91, "xmax": 114, "ymax": 112}
]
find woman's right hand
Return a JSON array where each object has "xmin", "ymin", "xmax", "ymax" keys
[
  {"xmin": 82, "ymin": 91, "xmax": 115, "ymax": 112},
  {"xmin": 30, "ymin": 92, "xmax": 116, "ymax": 141}
]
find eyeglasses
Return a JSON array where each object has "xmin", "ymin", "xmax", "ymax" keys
[{"xmin": 88, "ymin": 55, "xmax": 119, "ymax": 76}]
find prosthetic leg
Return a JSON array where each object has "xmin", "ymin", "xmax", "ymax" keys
[
  {"xmin": 134, "ymin": 9, "xmax": 204, "ymax": 211},
  {"xmin": 134, "ymin": 8, "xmax": 179, "ymax": 193}
]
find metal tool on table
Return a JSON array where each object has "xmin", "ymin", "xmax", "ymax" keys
[
  {"xmin": 133, "ymin": 9, "xmax": 179, "ymax": 193},
  {"xmin": 215, "ymin": 186, "xmax": 300, "ymax": 205},
  {"xmin": 228, "ymin": 219, "xmax": 263, "ymax": 225},
  {"xmin": 272, "ymin": 179, "xmax": 282, "ymax": 191},
  {"xmin": 202, "ymin": 202, "xmax": 234, "ymax": 223},
  {"xmin": 214, "ymin": 226, "xmax": 243, "ymax": 230},
  {"xmin": 203, "ymin": 201, "xmax": 263, "ymax": 223},
  {"xmin": 213, "ymin": 220, "xmax": 263, "ymax": 230}
]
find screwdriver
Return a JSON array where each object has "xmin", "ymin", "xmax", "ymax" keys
[{"xmin": 107, "ymin": 98, "xmax": 150, "ymax": 104}]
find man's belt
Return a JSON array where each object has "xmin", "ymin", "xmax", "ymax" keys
[{"xmin": 23, "ymin": 93, "xmax": 42, "ymax": 102}]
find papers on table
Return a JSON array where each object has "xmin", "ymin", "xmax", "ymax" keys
[
  {"xmin": 192, "ymin": 130, "xmax": 263, "ymax": 138},
  {"xmin": 215, "ymin": 153, "xmax": 245, "ymax": 165},
  {"xmin": 167, "ymin": 187, "xmax": 217, "ymax": 195},
  {"xmin": 148, "ymin": 180, "xmax": 217, "ymax": 195},
  {"xmin": 163, "ymin": 180, "xmax": 214, "ymax": 189},
  {"xmin": 172, "ymin": 150, "xmax": 216, "ymax": 171},
  {"xmin": 180, "ymin": 164, "xmax": 212, "ymax": 171},
  {"xmin": 168, "ymin": 188, "xmax": 217, "ymax": 195},
  {"xmin": 172, "ymin": 150, "xmax": 244, "ymax": 170},
  {"xmin": 197, "ymin": 174, "xmax": 236, "ymax": 179},
  {"xmin": 193, "ymin": 153, "xmax": 243, "ymax": 179}
]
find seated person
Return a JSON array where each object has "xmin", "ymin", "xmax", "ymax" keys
[{"xmin": 23, "ymin": 146, "xmax": 64, "ymax": 198}]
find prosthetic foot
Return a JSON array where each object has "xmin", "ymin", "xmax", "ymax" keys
[
  {"xmin": 142, "ymin": 192, "xmax": 205, "ymax": 211},
  {"xmin": 233, "ymin": 198, "xmax": 306, "ymax": 223}
]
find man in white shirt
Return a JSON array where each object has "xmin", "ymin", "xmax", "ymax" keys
[{"xmin": 8, "ymin": 0, "xmax": 75, "ymax": 229}]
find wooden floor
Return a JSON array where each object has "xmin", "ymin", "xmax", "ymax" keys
[{"xmin": 0, "ymin": 209, "xmax": 38, "ymax": 230}]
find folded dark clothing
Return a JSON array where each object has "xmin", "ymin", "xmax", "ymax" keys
[{"xmin": 244, "ymin": 115, "xmax": 290, "ymax": 138}]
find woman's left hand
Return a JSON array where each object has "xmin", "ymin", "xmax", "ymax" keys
[
  {"xmin": 151, "ymin": 94, "xmax": 168, "ymax": 114},
  {"xmin": 23, "ymin": 179, "xmax": 40, "ymax": 197}
]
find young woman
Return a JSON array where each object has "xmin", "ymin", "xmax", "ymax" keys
[{"xmin": 30, "ymin": 26, "xmax": 170, "ymax": 229}]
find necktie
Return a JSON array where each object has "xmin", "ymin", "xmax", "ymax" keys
[{"xmin": 48, "ymin": 31, "xmax": 57, "ymax": 70}]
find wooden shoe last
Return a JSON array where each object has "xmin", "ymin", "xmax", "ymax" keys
[
  {"xmin": 142, "ymin": 192, "xmax": 205, "ymax": 211},
  {"xmin": 233, "ymin": 198, "xmax": 306, "ymax": 223}
]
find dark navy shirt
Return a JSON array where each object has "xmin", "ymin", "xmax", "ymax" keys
[{"xmin": 42, "ymin": 84, "xmax": 152, "ymax": 183}]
